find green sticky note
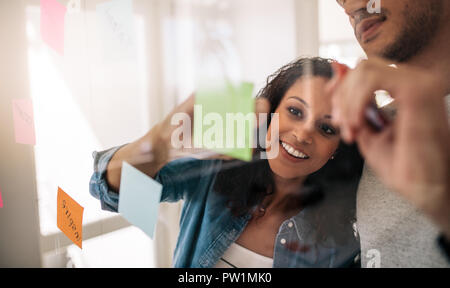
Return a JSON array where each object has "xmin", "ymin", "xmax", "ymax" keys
[{"xmin": 194, "ymin": 81, "xmax": 255, "ymax": 161}]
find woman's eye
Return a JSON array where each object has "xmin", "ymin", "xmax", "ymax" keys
[
  {"xmin": 288, "ymin": 107, "xmax": 303, "ymax": 118},
  {"xmin": 320, "ymin": 124, "xmax": 336, "ymax": 135}
]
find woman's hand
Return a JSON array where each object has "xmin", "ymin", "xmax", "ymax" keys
[
  {"xmin": 106, "ymin": 92, "xmax": 272, "ymax": 192},
  {"xmin": 105, "ymin": 94, "xmax": 196, "ymax": 191},
  {"xmin": 159, "ymin": 94, "xmax": 272, "ymax": 161}
]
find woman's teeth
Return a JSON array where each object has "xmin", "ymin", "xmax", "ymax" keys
[{"xmin": 281, "ymin": 141, "xmax": 309, "ymax": 159}]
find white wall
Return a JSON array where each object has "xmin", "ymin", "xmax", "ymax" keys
[{"xmin": 0, "ymin": 0, "xmax": 42, "ymax": 268}]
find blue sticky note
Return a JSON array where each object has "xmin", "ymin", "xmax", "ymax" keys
[{"xmin": 119, "ymin": 161, "xmax": 162, "ymax": 239}]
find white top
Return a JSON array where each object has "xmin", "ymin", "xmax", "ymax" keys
[{"xmin": 214, "ymin": 242, "xmax": 274, "ymax": 268}]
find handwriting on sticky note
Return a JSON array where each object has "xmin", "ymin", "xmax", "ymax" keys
[
  {"xmin": 104, "ymin": 6, "xmax": 131, "ymax": 46},
  {"xmin": 96, "ymin": 0, "xmax": 135, "ymax": 61},
  {"xmin": 40, "ymin": 0, "xmax": 67, "ymax": 55},
  {"xmin": 67, "ymin": 0, "xmax": 81, "ymax": 14},
  {"xmin": 98, "ymin": 0, "xmax": 133, "ymax": 46},
  {"xmin": 57, "ymin": 187, "xmax": 84, "ymax": 249},
  {"xmin": 12, "ymin": 99, "xmax": 36, "ymax": 146},
  {"xmin": 119, "ymin": 162, "xmax": 162, "ymax": 239}
]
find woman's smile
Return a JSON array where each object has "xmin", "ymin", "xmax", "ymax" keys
[{"xmin": 279, "ymin": 140, "xmax": 310, "ymax": 163}]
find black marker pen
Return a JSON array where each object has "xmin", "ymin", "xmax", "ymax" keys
[{"xmin": 365, "ymin": 102, "xmax": 390, "ymax": 132}]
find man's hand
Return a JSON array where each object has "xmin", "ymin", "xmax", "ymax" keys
[{"xmin": 328, "ymin": 58, "xmax": 450, "ymax": 237}]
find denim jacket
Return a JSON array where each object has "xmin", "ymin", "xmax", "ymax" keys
[{"xmin": 89, "ymin": 146, "xmax": 360, "ymax": 268}]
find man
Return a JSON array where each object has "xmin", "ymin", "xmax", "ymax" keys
[{"xmin": 332, "ymin": 0, "xmax": 450, "ymax": 267}]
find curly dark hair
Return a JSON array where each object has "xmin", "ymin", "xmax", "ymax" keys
[
  {"xmin": 260, "ymin": 57, "xmax": 334, "ymax": 122},
  {"xmin": 213, "ymin": 57, "xmax": 364, "ymax": 246}
]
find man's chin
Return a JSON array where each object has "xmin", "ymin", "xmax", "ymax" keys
[{"xmin": 361, "ymin": 39, "xmax": 395, "ymax": 60}]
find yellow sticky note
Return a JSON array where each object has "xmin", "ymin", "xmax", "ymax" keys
[{"xmin": 57, "ymin": 187, "xmax": 84, "ymax": 249}]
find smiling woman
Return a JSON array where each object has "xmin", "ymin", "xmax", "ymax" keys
[
  {"xmin": 90, "ymin": 57, "xmax": 364, "ymax": 268},
  {"xmin": 267, "ymin": 76, "xmax": 340, "ymax": 178},
  {"xmin": 213, "ymin": 58, "xmax": 364, "ymax": 267}
]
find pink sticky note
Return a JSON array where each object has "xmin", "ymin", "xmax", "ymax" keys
[
  {"xmin": 12, "ymin": 99, "xmax": 36, "ymax": 146},
  {"xmin": 40, "ymin": 0, "xmax": 67, "ymax": 55},
  {"xmin": 0, "ymin": 188, "xmax": 3, "ymax": 208}
]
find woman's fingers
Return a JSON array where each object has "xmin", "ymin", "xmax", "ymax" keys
[
  {"xmin": 255, "ymin": 97, "xmax": 271, "ymax": 114},
  {"xmin": 175, "ymin": 93, "xmax": 196, "ymax": 117},
  {"xmin": 165, "ymin": 94, "xmax": 272, "ymax": 161},
  {"xmin": 255, "ymin": 97, "xmax": 271, "ymax": 127}
]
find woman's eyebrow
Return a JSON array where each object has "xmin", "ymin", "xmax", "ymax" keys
[{"xmin": 288, "ymin": 96, "xmax": 309, "ymax": 107}]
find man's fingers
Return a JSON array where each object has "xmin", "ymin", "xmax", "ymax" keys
[
  {"xmin": 331, "ymin": 62, "xmax": 350, "ymax": 78},
  {"xmin": 328, "ymin": 62, "xmax": 350, "ymax": 129},
  {"xmin": 333, "ymin": 60, "xmax": 395, "ymax": 142},
  {"xmin": 356, "ymin": 124, "xmax": 394, "ymax": 179},
  {"xmin": 327, "ymin": 62, "xmax": 349, "ymax": 99}
]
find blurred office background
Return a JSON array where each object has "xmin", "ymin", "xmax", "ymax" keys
[{"xmin": 0, "ymin": 0, "xmax": 365, "ymax": 267}]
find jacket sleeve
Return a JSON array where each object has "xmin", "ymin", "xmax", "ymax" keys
[
  {"xmin": 89, "ymin": 145, "xmax": 126, "ymax": 212},
  {"xmin": 155, "ymin": 157, "xmax": 222, "ymax": 203},
  {"xmin": 89, "ymin": 145, "xmax": 222, "ymax": 211}
]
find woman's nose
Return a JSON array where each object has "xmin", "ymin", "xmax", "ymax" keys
[{"xmin": 293, "ymin": 126, "xmax": 313, "ymax": 145}]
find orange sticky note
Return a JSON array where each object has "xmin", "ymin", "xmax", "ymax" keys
[
  {"xmin": 12, "ymin": 98, "xmax": 36, "ymax": 146},
  {"xmin": 40, "ymin": 0, "xmax": 67, "ymax": 55},
  {"xmin": 57, "ymin": 187, "xmax": 83, "ymax": 249}
]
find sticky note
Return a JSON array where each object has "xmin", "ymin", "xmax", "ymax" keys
[
  {"xmin": 67, "ymin": 0, "xmax": 81, "ymax": 14},
  {"xmin": 12, "ymin": 99, "xmax": 36, "ymax": 146},
  {"xmin": 119, "ymin": 162, "xmax": 162, "ymax": 239},
  {"xmin": 0, "ymin": 188, "xmax": 3, "ymax": 208},
  {"xmin": 96, "ymin": 0, "xmax": 135, "ymax": 61},
  {"xmin": 40, "ymin": 0, "xmax": 67, "ymax": 55},
  {"xmin": 194, "ymin": 81, "xmax": 255, "ymax": 161},
  {"xmin": 57, "ymin": 187, "xmax": 84, "ymax": 249}
]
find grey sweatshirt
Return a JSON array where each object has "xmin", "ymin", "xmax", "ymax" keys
[{"xmin": 356, "ymin": 95, "xmax": 450, "ymax": 268}]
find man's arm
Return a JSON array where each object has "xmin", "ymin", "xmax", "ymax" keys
[{"xmin": 328, "ymin": 58, "xmax": 450, "ymax": 239}]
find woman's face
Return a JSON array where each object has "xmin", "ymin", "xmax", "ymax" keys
[{"xmin": 267, "ymin": 77, "xmax": 340, "ymax": 179}]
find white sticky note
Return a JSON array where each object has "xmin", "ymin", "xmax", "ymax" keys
[
  {"xmin": 119, "ymin": 162, "xmax": 162, "ymax": 239},
  {"xmin": 67, "ymin": 0, "xmax": 81, "ymax": 14},
  {"xmin": 96, "ymin": 0, "xmax": 136, "ymax": 62}
]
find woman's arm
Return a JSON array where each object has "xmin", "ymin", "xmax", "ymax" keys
[
  {"xmin": 105, "ymin": 95, "xmax": 195, "ymax": 193},
  {"xmin": 103, "ymin": 94, "xmax": 272, "ymax": 193},
  {"xmin": 105, "ymin": 124, "xmax": 167, "ymax": 192}
]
